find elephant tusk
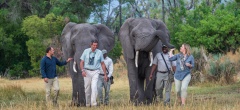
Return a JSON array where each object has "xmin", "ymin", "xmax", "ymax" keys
[
  {"xmin": 135, "ymin": 51, "xmax": 139, "ymax": 67},
  {"xmin": 149, "ymin": 52, "xmax": 153, "ymax": 66},
  {"xmin": 73, "ymin": 61, "xmax": 77, "ymax": 73}
]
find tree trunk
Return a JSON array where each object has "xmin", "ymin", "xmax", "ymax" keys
[
  {"xmin": 162, "ymin": 0, "xmax": 165, "ymax": 22},
  {"xmin": 119, "ymin": 0, "xmax": 122, "ymax": 27}
]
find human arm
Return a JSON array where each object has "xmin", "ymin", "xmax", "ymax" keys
[
  {"xmin": 66, "ymin": 58, "xmax": 73, "ymax": 63},
  {"xmin": 107, "ymin": 58, "xmax": 114, "ymax": 78},
  {"xmin": 40, "ymin": 58, "xmax": 48, "ymax": 83},
  {"xmin": 80, "ymin": 60, "xmax": 86, "ymax": 77},
  {"xmin": 169, "ymin": 48, "xmax": 175, "ymax": 57},
  {"xmin": 171, "ymin": 60, "xmax": 176, "ymax": 72},
  {"xmin": 101, "ymin": 62, "xmax": 108, "ymax": 81},
  {"xmin": 185, "ymin": 55, "xmax": 195, "ymax": 68},
  {"xmin": 169, "ymin": 53, "xmax": 178, "ymax": 61},
  {"xmin": 80, "ymin": 50, "xmax": 87, "ymax": 77},
  {"xmin": 149, "ymin": 64, "xmax": 157, "ymax": 80},
  {"xmin": 56, "ymin": 57, "xmax": 70, "ymax": 66}
]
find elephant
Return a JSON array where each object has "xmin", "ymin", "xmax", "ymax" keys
[
  {"xmin": 118, "ymin": 18, "xmax": 174, "ymax": 105},
  {"xmin": 61, "ymin": 22, "xmax": 115, "ymax": 106}
]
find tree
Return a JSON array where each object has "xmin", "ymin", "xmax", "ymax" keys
[
  {"xmin": 174, "ymin": 1, "xmax": 240, "ymax": 53},
  {"xmin": 0, "ymin": 9, "xmax": 31, "ymax": 78},
  {"xmin": 22, "ymin": 13, "xmax": 64, "ymax": 76}
]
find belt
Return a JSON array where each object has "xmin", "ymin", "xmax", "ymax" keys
[
  {"xmin": 84, "ymin": 68, "xmax": 97, "ymax": 71},
  {"xmin": 99, "ymin": 74, "xmax": 105, "ymax": 76},
  {"xmin": 158, "ymin": 71, "xmax": 168, "ymax": 73}
]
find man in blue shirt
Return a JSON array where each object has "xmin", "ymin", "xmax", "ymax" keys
[
  {"xmin": 40, "ymin": 47, "xmax": 72, "ymax": 106},
  {"xmin": 80, "ymin": 40, "xmax": 107, "ymax": 107}
]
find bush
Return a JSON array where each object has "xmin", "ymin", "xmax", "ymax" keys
[
  {"xmin": 205, "ymin": 54, "xmax": 237, "ymax": 84},
  {"xmin": 190, "ymin": 47, "xmax": 239, "ymax": 85}
]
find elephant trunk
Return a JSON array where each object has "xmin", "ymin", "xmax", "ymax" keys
[{"xmin": 155, "ymin": 30, "xmax": 175, "ymax": 49}]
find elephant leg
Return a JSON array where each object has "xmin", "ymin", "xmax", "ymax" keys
[
  {"xmin": 70, "ymin": 63, "xmax": 85, "ymax": 106},
  {"xmin": 127, "ymin": 59, "xmax": 138, "ymax": 104},
  {"xmin": 145, "ymin": 68, "xmax": 155, "ymax": 104},
  {"xmin": 137, "ymin": 77, "xmax": 145, "ymax": 104}
]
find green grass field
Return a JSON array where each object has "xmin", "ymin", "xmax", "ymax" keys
[{"xmin": 1, "ymin": 75, "xmax": 240, "ymax": 110}]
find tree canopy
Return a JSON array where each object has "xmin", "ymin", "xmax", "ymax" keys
[{"xmin": 0, "ymin": 0, "xmax": 239, "ymax": 78}]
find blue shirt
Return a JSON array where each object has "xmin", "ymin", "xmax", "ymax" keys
[
  {"xmin": 80, "ymin": 48, "xmax": 104, "ymax": 70},
  {"xmin": 169, "ymin": 53, "xmax": 194, "ymax": 80},
  {"xmin": 40, "ymin": 56, "xmax": 67, "ymax": 78}
]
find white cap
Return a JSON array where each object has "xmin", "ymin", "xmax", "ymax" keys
[{"xmin": 102, "ymin": 49, "xmax": 107, "ymax": 54}]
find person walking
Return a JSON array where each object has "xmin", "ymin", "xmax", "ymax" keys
[
  {"xmin": 80, "ymin": 40, "xmax": 107, "ymax": 107},
  {"xmin": 149, "ymin": 45, "xmax": 176, "ymax": 105},
  {"xmin": 169, "ymin": 43, "xmax": 194, "ymax": 106},
  {"xmin": 40, "ymin": 47, "xmax": 73, "ymax": 106},
  {"xmin": 97, "ymin": 49, "xmax": 113, "ymax": 105}
]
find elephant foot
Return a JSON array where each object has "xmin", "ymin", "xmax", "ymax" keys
[{"xmin": 70, "ymin": 101, "xmax": 85, "ymax": 107}]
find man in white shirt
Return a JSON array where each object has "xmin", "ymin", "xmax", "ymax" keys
[
  {"xmin": 80, "ymin": 40, "xmax": 107, "ymax": 107},
  {"xmin": 97, "ymin": 49, "xmax": 113, "ymax": 105}
]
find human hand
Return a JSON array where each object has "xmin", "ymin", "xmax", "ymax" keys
[
  {"xmin": 170, "ymin": 48, "xmax": 175, "ymax": 52},
  {"xmin": 44, "ymin": 78, "xmax": 48, "ymax": 83},
  {"xmin": 82, "ymin": 71, "xmax": 86, "ymax": 77},
  {"xmin": 185, "ymin": 63, "xmax": 192, "ymax": 67},
  {"xmin": 149, "ymin": 74, "xmax": 153, "ymax": 80},
  {"xmin": 104, "ymin": 75, "xmax": 108, "ymax": 82},
  {"xmin": 67, "ymin": 58, "xmax": 73, "ymax": 63}
]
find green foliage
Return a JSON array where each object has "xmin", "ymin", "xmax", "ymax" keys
[
  {"xmin": 22, "ymin": 13, "xmax": 64, "ymax": 76},
  {"xmin": 170, "ymin": 2, "xmax": 240, "ymax": 53},
  {"xmin": 0, "ymin": 9, "xmax": 31, "ymax": 77},
  {"xmin": 108, "ymin": 39, "xmax": 122, "ymax": 63}
]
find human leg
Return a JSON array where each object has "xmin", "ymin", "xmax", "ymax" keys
[
  {"xmin": 52, "ymin": 77, "xmax": 60, "ymax": 105},
  {"xmin": 174, "ymin": 77, "xmax": 182, "ymax": 104},
  {"xmin": 91, "ymin": 71, "xmax": 99, "ymax": 106},
  {"xmin": 84, "ymin": 70, "xmax": 92, "ymax": 107},
  {"xmin": 164, "ymin": 80, "xmax": 172, "ymax": 104},
  {"xmin": 155, "ymin": 73, "xmax": 164, "ymax": 102},
  {"xmin": 45, "ymin": 78, "xmax": 53, "ymax": 103},
  {"xmin": 180, "ymin": 74, "xmax": 191, "ymax": 105},
  {"xmin": 97, "ymin": 75, "xmax": 104, "ymax": 104},
  {"xmin": 104, "ymin": 79, "xmax": 111, "ymax": 105}
]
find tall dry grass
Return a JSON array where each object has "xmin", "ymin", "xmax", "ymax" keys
[
  {"xmin": 1, "ymin": 49, "xmax": 240, "ymax": 110},
  {"xmin": 1, "ymin": 76, "xmax": 240, "ymax": 110}
]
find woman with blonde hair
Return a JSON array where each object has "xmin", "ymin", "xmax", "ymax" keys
[{"xmin": 169, "ymin": 43, "xmax": 194, "ymax": 106}]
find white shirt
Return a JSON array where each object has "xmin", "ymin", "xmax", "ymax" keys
[{"xmin": 100, "ymin": 57, "xmax": 113, "ymax": 77}]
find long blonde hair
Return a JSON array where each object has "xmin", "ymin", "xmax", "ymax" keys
[{"xmin": 183, "ymin": 43, "xmax": 191, "ymax": 56}]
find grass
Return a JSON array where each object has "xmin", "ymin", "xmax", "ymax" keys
[
  {"xmin": 1, "ymin": 52, "xmax": 239, "ymax": 110},
  {"xmin": 1, "ymin": 76, "xmax": 240, "ymax": 110}
]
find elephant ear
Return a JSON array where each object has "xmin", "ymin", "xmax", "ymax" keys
[
  {"xmin": 94, "ymin": 24, "xmax": 115, "ymax": 52},
  {"xmin": 119, "ymin": 18, "xmax": 134, "ymax": 59},
  {"xmin": 61, "ymin": 22, "xmax": 77, "ymax": 60}
]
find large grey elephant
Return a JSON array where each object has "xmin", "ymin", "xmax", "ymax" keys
[
  {"xmin": 61, "ymin": 22, "xmax": 115, "ymax": 106},
  {"xmin": 119, "ymin": 18, "xmax": 174, "ymax": 104}
]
